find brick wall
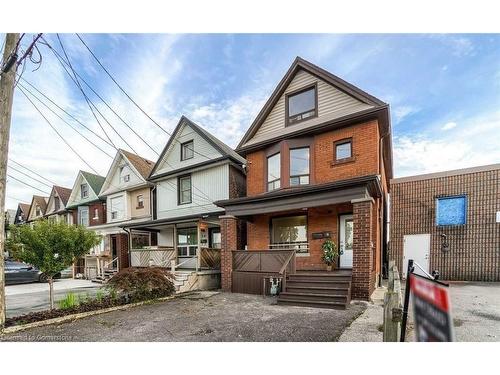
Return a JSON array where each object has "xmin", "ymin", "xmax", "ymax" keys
[
  {"xmin": 352, "ymin": 199, "xmax": 376, "ymax": 300},
  {"xmin": 390, "ymin": 168, "xmax": 500, "ymax": 281},
  {"xmin": 220, "ymin": 215, "xmax": 238, "ymax": 291},
  {"xmin": 229, "ymin": 165, "xmax": 247, "ymax": 199},
  {"xmin": 245, "ymin": 120, "xmax": 381, "ymax": 197},
  {"xmin": 115, "ymin": 233, "xmax": 129, "ymax": 270},
  {"xmin": 88, "ymin": 201, "xmax": 106, "ymax": 226}
]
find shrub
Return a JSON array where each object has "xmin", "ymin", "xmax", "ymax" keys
[
  {"xmin": 105, "ymin": 267, "xmax": 175, "ymax": 303},
  {"xmin": 57, "ymin": 292, "xmax": 79, "ymax": 310}
]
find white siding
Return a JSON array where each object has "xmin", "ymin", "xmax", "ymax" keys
[
  {"xmin": 158, "ymin": 227, "xmax": 174, "ymax": 247},
  {"xmin": 108, "ymin": 193, "xmax": 127, "ymax": 222},
  {"xmin": 152, "ymin": 121, "xmax": 223, "ymax": 177},
  {"xmin": 244, "ymin": 70, "xmax": 373, "ymax": 147},
  {"xmin": 67, "ymin": 174, "xmax": 99, "ymax": 207},
  {"xmin": 156, "ymin": 164, "xmax": 229, "ymax": 220}
]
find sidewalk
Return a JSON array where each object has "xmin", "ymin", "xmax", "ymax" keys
[{"xmin": 338, "ymin": 287, "xmax": 386, "ymax": 342}]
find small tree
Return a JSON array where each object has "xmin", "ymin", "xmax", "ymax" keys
[{"xmin": 6, "ymin": 220, "xmax": 101, "ymax": 309}]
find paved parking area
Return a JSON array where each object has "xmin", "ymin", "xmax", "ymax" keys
[
  {"xmin": 1, "ymin": 292, "xmax": 366, "ymax": 342},
  {"xmin": 6, "ymin": 279, "xmax": 101, "ymax": 318}
]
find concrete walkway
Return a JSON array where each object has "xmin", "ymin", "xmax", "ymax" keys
[{"xmin": 338, "ymin": 287, "xmax": 385, "ymax": 342}]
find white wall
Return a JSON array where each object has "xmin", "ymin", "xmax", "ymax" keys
[
  {"xmin": 152, "ymin": 121, "xmax": 223, "ymax": 177},
  {"xmin": 107, "ymin": 192, "xmax": 127, "ymax": 222},
  {"xmin": 156, "ymin": 163, "xmax": 229, "ymax": 220},
  {"xmin": 158, "ymin": 227, "xmax": 174, "ymax": 247}
]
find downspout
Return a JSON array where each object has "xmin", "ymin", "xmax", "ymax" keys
[{"xmin": 379, "ymin": 131, "xmax": 391, "ymax": 285}]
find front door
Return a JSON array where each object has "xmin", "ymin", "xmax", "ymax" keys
[
  {"xmin": 339, "ymin": 214, "xmax": 353, "ymax": 268},
  {"xmin": 403, "ymin": 234, "xmax": 430, "ymax": 278}
]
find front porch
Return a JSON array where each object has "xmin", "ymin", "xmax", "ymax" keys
[
  {"xmin": 125, "ymin": 215, "xmax": 222, "ymax": 291},
  {"xmin": 216, "ymin": 176, "xmax": 382, "ymax": 301}
]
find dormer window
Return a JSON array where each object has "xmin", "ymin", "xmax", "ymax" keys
[
  {"xmin": 181, "ymin": 140, "xmax": 194, "ymax": 161},
  {"xmin": 81, "ymin": 183, "xmax": 89, "ymax": 199},
  {"xmin": 286, "ymin": 84, "xmax": 317, "ymax": 126}
]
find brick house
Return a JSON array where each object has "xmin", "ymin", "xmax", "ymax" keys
[
  {"xmin": 65, "ymin": 170, "xmax": 107, "ymax": 278},
  {"xmin": 44, "ymin": 185, "xmax": 73, "ymax": 224},
  {"xmin": 389, "ymin": 164, "xmax": 500, "ymax": 281},
  {"xmin": 216, "ymin": 57, "xmax": 393, "ymax": 303}
]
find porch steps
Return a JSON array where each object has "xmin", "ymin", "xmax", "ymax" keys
[
  {"xmin": 172, "ymin": 271, "xmax": 197, "ymax": 293},
  {"xmin": 91, "ymin": 269, "xmax": 118, "ymax": 284},
  {"xmin": 277, "ymin": 271, "xmax": 352, "ymax": 310}
]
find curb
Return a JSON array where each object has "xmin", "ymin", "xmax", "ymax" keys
[{"xmin": 1, "ymin": 291, "xmax": 196, "ymax": 335}]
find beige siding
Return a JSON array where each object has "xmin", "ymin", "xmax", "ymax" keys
[
  {"xmin": 245, "ymin": 69, "xmax": 373, "ymax": 147},
  {"xmin": 129, "ymin": 187, "xmax": 151, "ymax": 219}
]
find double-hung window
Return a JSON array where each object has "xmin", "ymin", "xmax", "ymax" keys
[
  {"xmin": 290, "ymin": 147, "xmax": 310, "ymax": 186},
  {"xmin": 178, "ymin": 175, "xmax": 192, "ymax": 205},
  {"xmin": 137, "ymin": 194, "xmax": 144, "ymax": 208},
  {"xmin": 181, "ymin": 140, "xmax": 194, "ymax": 161},
  {"xmin": 177, "ymin": 228, "xmax": 197, "ymax": 257},
  {"xmin": 81, "ymin": 183, "xmax": 89, "ymax": 199},
  {"xmin": 267, "ymin": 153, "xmax": 281, "ymax": 191},
  {"xmin": 286, "ymin": 85, "xmax": 317, "ymax": 125}
]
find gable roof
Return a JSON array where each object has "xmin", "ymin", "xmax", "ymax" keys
[
  {"xmin": 28, "ymin": 195, "xmax": 48, "ymax": 219},
  {"xmin": 120, "ymin": 149, "xmax": 155, "ymax": 180},
  {"xmin": 18, "ymin": 203, "xmax": 31, "ymax": 216},
  {"xmin": 80, "ymin": 171, "xmax": 106, "ymax": 194},
  {"xmin": 237, "ymin": 56, "xmax": 387, "ymax": 150},
  {"xmin": 149, "ymin": 116, "xmax": 245, "ymax": 178},
  {"xmin": 53, "ymin": 185, "xmax": 72, "ymax": 207}
]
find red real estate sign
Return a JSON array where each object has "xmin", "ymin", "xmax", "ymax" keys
[{"xmin": 410, "ymin": 274, "xmax": 454, "ymax": 342}]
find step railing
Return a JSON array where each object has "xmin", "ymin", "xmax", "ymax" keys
[
  {"xmin": 278, "ymin": 251, "xmax": 297, "ymax": 292},
  {"xmin": 170, "ymin": 257, "xmax": 198, "ymax": 273}
]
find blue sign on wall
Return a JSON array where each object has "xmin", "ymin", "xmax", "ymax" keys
[{"xmin": 436, "ymin": 195, "xmax": 467, "ymax": 226}]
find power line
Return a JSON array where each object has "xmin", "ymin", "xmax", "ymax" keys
[
  {"xmin": 9, "ymin": 159, "xmax": 57, "ymax": 185},
  {"xmin": 17, "ymin": 85, "xmax": 100, "ymax": 174},
  {"xmin": 19, "ymin": 77, "xmax": 117, "ymax": 149},
  {"xmin": 7, "ymin": 174, "xmax": 50, "ymax": 195},
  {"xmin": 18, "ymin": 81, "xmax": 114, "ymax": 159},
  {"xmin": 6, "ymin": 195, "xmax": 30, "ymax": 204},
  {"xmin": 75, "ymin": 33, "xmax": 217, "ymax": 163},
  {"xmin": 8, "ymin": 165, "xmax": 52, "ymax": 188},
  {"xmin": 55, "ymin": 35, "xmax": 140, "ymax": 155}
]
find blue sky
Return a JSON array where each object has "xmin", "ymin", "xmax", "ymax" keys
[{"xmin": 3, "ymin": 33, "xmax": 500, "ymax": 210}]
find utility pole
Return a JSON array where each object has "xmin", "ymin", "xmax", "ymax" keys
[{"xmin": 0, "ymin": 33, "xmax": 20, "ymax": 329}]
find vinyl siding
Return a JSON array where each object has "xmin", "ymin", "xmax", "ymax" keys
[
  {"xmin": 129, "ymin": 187, "xmax": 151, "ymax": 219},
  {"xmin": 67, "ymin": 174, "xmax": 99, "ymax": 207},
  {"xmin": 152, "ymin": 122, "xmax": 223, "ymax": 177},
  {"xmin": 156, "ymin": 163, "xmax": 229, "ymax": 220},
  {"xmin": 100, "ymin": 154, "xmax": 145, "ymax": 196},
  {"xmin": 244, "ymin": 69, "xmax": 373, "ymax": 147}
]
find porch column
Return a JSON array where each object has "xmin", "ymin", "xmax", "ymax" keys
[
  {"xmin": 219, "ymin": 215, "xmax": 238, "ymax": 292},
  {"xmin": 351, "ymin": 198, "xmax": 376, "ymax": 300}
]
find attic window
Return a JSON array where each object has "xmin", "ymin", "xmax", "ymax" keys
[
  {"xmin": 81, "ymin": 183, "xmax": 89, "ymax": 199},
  {"xmin": 123, "ymin": 174, "xmax": 130, "ymax": 183},
  {"xmin": 181, "ymin": 140, "xmax": 194, "ymax": 161},
  {"xmin": 286, "ymin": 84, "xmax": 317, "ymax": 126}
]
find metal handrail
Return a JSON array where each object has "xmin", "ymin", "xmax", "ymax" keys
[
  {"xmin": 104, "ymin": 257, "xmax": 119, "ymax": 270},
  {"xmin": 170, "ymin": 256, "xmax": 198, "ymax": 272},
  {"xmin": 278, "ymin": 250, "xmax": 296, "ymax": 292}
]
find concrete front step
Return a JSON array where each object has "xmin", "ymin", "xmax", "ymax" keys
[
  {"xmin": 277, "ymin": 298, "xmax": 346, "ymax": 310},
  {"xmin": 288, "ymin": 274, "xmax": 352, "ymax": 282}
]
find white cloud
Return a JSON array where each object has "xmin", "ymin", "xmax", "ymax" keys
[
  {"xmin": 441, "ymin": 121, "xmax": 457, "ymax": 130},
  {"xmin": 394, "ymin": 110, "xmax": 500, "ymax": 177},
  {"xmin": 393, "ymin": 105, "xmax": 419, "ymax": 124}
]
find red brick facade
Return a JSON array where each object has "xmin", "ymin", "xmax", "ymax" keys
[
  {"xmin": 390, "ymin": 166, "xmax": 500, "ymax": 281},
  {"xmin": 114, "ymin": 233, "xmax": 130, "ymax": 270},
  {"xmin": 88, "ymin": 201, "xmax": 106, "ymax": 227},
  {"xmin": 220, "ymin": 215, "xmax": 238, "ymax": 291},
  {"xmin": 352, "ymin": 199, "xmax": 376, "ymax": 299}
]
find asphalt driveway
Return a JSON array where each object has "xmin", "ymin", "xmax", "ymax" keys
[
  {"xmin": 5, "ymin": 279, "xmax": 101, "ymax": 318},
  {"xmin": 1, "ymin": 292, "xmax": 366, "ymax": 342}
]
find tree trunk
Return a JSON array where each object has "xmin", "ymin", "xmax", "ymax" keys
[{"xmin": 48, "ymin": 277, "xmax": 54, "ymax": 310}]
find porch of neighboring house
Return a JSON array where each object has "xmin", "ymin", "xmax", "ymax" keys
[
  {"xmin": 216, "ymin": 176, "xmax": 384, "ymax": 307},
  {"xmin": 83, "ymin": 230, "xmax": 130, "ymax": 283},
  {"xmin": 126, "ymin": 215, "xmax": 222, "ymax": 293}
]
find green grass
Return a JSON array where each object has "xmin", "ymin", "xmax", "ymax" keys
[{"xmin": 57, "ymin": 292, "xmax": 79, "ymax": 310}]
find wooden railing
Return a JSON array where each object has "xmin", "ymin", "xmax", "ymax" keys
[
  {"xmin": 200, "ymin": 247, "xmax": 221, "ymax": 269},
  {"xmin": 231, "ymin": 250, "xmax": 297, "ymax": 295},
  {"xmin": 130, "ymin": 246, "xmax": 176, "ymax": 268}
]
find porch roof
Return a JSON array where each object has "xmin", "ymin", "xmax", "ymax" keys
[
  {"xmin": 120, "ymin": 211, "xmax": 224, "ymax": 231},
  {"xmin": 215, "ymin": 175, "xmax": 381, "ymax": 217}
]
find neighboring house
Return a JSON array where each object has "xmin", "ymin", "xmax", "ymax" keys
[
  {"xmin": 4, "ymin": 209, "xmax": 16, "ymax": 241},
  {"xmin": 13, "ymin": 203, "xmax": 30, "ymax": 225},
  {"xmin": 65, "ymin": 170, "xmax": 106, "ymax": 279},
  {"xmin": 390, "ymin": 163, "xmax": 500, "ymax": 281},
  {"xmin": 124, "ymin": 116, "xmax": 246, "ymax": 291},
  {"xmin": 44, "ymin": 185, "xmax": 73, "ymax": 224},
  {"xmin": 26, "ymin": 195, "xmax": 49, "ymax": 223},
  {"xmin": 216, "ymin": 57, "xmax": 392, "ymax": 305},
  {"xmin": 91, "ymin": 149, "xmax": 156, "ymax": 278}
]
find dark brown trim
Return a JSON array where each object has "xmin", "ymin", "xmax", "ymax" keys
[
  {"xmin": 285, "ymin": 82, "xmax": 318, "ymax": 127},
  {"xmin": 180, "ymin": 139, "xmax": 194, "ymax": 161},
  {"xmin": 177, "ymin": 174, "xmax": 192, "ymax": 205},
  {"xmin": 333, "ymin": 137, "xmax": 354, "ymax": 164},
  {"xmin": 265, "ymin": 152, "xmax": 281, "ymax": 192},
  {"xmin": 288, "ymin": 146, "xmax": 311, "ymax": 187}
]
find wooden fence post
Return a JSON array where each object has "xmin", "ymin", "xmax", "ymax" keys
[{"xmin": 383, "ymin": 265, "xmax": 403, "ymax": 342}]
